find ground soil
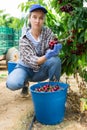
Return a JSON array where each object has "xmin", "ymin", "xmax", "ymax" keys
[{"xmin": 0, "ymin": 69, "xmax": 87, "ymax": 130}]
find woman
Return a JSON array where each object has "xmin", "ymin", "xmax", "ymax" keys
[{"xmin": 6, "ymin": 4, "xmax": 62, "ymax": 97}]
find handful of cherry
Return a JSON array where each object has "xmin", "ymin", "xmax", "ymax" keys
[
  {"xmin": 49, "ymin": 38, "xmax": 59, "ymax": 49},
  {"xmin": 35, "ymin": 84, "xmax": 62, "ymax": 92}
]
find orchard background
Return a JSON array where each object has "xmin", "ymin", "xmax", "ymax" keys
[
  {"xmin": 0, "ymin": 1, "xmax": 87, "ymax": 129},
  {"xmin": 0, "ymin": 0, "xmax": 87, "ymax": 80}
]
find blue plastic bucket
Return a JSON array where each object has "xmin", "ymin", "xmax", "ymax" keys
[
  {"xmin": 7, "ymin": 61, "xmax": 17, "ymax": 74},
  {"xmin": 30, "ymin": 82, "xmax": 69, "ymax": 125}
]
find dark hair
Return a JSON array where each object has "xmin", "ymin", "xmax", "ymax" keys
[{"xmin": 28, "ymin": 13, "xmax": 31, "ymax": 28}]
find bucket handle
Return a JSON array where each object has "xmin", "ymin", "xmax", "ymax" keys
[{"xmin": 28, "ymin": 113, "xmax": 36, "ymax": 130}]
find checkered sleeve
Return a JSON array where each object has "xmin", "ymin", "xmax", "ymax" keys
[{"xmin": 19, "ymin": 38, "xmax": 40, "ymax": 71}]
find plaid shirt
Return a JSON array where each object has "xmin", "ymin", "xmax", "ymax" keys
[{"xmin": 19, "ymin": 26, "xmax": 55, "ymax": 71}]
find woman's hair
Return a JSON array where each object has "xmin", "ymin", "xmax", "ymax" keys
[{"xmin": 28, "ymin": 13, "xmax": 31, "ymax": 27}]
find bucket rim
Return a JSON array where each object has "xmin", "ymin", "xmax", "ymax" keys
[{"xmin": 29, "ymin": 81, "xmax": 69, "ymax": 94}]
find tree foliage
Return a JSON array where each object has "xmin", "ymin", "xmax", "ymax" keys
[
  {"xmin": 0, "ymin": 9, "xmax": 23, "ymax": 30},
  {"xmin": 49, "ymin": 0, "xmax": 87, "ymax": 81}
]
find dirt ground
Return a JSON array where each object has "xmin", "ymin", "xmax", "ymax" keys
[{"xmin": 0, "ymin": 69, "xmax": 87, "ymax": 130}]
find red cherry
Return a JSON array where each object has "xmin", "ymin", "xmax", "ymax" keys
[
  {"xmin": 35, "ymin": 84, "xmax": 61, "ymax": 92},
  {"xmin": 49, "ymin": 38, "xmax": 58, "ymax": 49}
]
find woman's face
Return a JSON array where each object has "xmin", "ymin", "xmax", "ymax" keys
[{"xmin": 29, "ymin": 10, "xmax": 45, "ymax": 30}]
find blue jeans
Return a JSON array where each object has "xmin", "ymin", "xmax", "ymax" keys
[{"xmin": 6, "ymin": 57, "xmax": 61, "ymax": 90}]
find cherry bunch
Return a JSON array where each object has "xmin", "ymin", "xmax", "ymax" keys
[
  {"xmin": 66, "ymin": 29, "xmax": 87, "ymax": 55},
  {"xmin": 49, "ymin": 38, "xmax": 58, "ymax": 49},
  {"xmin": 66, "ymin": 29, "xmax": 77, "ymax": 45},
  {"xmin": 71, "ymin": 41, "xmax": 87, "ymax": 55},
  {"xmin": 35, "ymin": 84, "xmax": 61, "ymax": 92},
  {"xmin": 60, "ymin": 4, "xmax": 73, "ymax": 13},
  {"xmin": 67, "ymin": 38, "xmax": 73, "ymax": 45}
]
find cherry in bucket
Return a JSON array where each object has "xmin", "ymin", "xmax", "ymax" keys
[{"xmin": 35, "ymin": 84, "xmax": 62, "ymax": 92}]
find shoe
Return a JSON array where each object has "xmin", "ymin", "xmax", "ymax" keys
[{"xmin": 21, "ymin": 86, "xmax": 29, "ymax": 98}]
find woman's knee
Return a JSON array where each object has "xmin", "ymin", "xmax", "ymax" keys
[
  {"xmin": 6, "ymin": 67, "xmax": 28, "ymax": 91},
  {"xmin": 6, "ymin": 77, "xmax": 23, "ymax": 91},
  {"xmin": 48, "ymin": 57, "xmax": 61, "ymax": 66},
  {"xmin": 55, "ymin": 57, "xmax": 61, "ymax": 67}
]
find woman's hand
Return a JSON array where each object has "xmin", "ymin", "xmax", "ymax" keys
[
  {"xmin": 45, "ymin": 44, "xmax": 62, "ymax": 59},
  {"xmin": 37, "ymin": 44, "xmax": 62, "ymax": 65}
]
